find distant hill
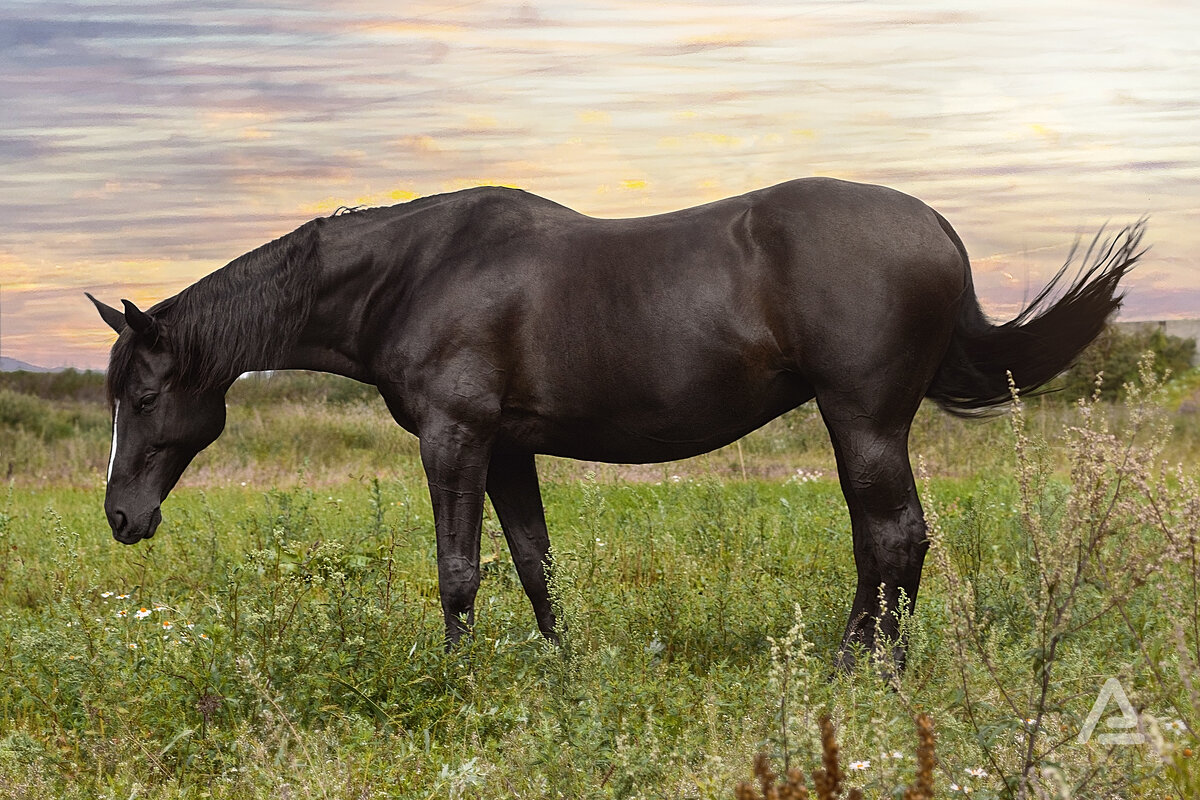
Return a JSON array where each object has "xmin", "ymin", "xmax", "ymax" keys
[{"xmin": 0, "ymin": 356, "xmax": 60, "ymax": 373}]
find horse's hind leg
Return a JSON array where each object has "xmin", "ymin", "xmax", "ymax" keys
[
  {"xmin": 486, "ymin": 450, "xmax": 558, "ymax": 641},
  {"xmin": 817, "ymin": 395, "xmax": 928, "ymax": 672}
]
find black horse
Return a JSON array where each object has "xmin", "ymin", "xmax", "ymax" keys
[{"xmin": 89, "ymin": 178, "xmax": 1143, "ymax": 665}]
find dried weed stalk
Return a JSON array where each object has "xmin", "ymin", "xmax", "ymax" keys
[{"xmin": 737, "ymin": 713, "xmax": 936, "ymax": 800}]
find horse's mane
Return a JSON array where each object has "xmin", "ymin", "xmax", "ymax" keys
[{"xmin": 106, "ymin": 218, "xmax": 324, "ymax": 400}]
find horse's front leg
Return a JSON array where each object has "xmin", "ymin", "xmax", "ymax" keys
[{"xmin": 419, "ymin": 421, "xmax": 493, "ymax": 647}]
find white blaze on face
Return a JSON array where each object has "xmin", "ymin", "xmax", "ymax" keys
[{"xmin": 107, "ymin": 400, "xmax": 120, "ymax": 483}]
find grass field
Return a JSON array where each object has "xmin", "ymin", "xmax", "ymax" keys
[{"xmin": 1, "ymin": 368, "xmax": 1199, "ymax": 798}]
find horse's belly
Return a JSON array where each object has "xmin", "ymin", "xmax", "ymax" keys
[{"xmin": 498, "ymin": 370, "xmax": 811, "ymax": 463}]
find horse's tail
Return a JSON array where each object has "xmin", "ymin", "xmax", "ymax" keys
[{"xmin": 926, "ymin": 216, "xmax": 1147, "ymax": 416}]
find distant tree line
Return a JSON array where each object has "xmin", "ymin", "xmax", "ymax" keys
[{"xmin": 0, "ymin": 368, "xmax": 105, "ymax": 403}]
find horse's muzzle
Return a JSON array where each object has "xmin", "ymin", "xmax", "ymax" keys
[{"xmin": 108, "ymin": 506, "xmax": 161, "ymax": 544}]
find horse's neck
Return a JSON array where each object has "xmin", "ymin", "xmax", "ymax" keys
[
  {"xmin": 272, "ymin": 256, "xmax": 375, "ymax": 384},
  {"xmin": 169, "ymin": 218, "xmax": 374, "ymax": 386},
  {"xmin": 270, "ymin": 210, "xmax": 430, "ymax": 386}
]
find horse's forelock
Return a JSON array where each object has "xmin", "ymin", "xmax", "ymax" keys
[{"xmin": 104, "ymin": 332, "xmax": 134, "ymax": 407}]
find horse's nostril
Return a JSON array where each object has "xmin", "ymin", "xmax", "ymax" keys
[{"xmin": 108, "ymin": 509, "xmax": 128, "ymax": 533}]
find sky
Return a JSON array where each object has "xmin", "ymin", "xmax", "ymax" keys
[{"xmin": 2, "ymin": 0, "xmax": 1198, "ymax": 370}]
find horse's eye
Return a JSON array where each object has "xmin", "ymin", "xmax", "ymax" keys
[{"xmin": 136, "ymin": 393, "xmax": 159, "ymax": 413}]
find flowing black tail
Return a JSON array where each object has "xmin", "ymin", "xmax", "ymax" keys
[{"xmin": 927, "ymin": 218, "xmax": 1148, "ymax": 415}]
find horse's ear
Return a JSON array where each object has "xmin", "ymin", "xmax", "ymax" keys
[
  {"xmin": 121, "ymin": 299, "xmax": 157, "ymax": 337},
  {"xmin": 86, "ymin": 292, "xmax": 126, "ymax": 333}
]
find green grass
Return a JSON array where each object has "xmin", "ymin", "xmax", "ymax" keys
[
  {"xmin": 0, "ymin": 478, "xmax": 844, "ymax": 798},
  {"xmin": 1, "ymin": 369, "xmax": 1198, "ymax": 798}
]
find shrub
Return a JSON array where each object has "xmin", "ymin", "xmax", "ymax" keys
[{"xmin": 1058, "ymin": 324, "xmax": 1195, "ymax": 401}]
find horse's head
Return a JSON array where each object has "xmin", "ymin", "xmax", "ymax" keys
[{"xmin": 88, "ymin": 294, "xmax": 227, "ymax": 544}]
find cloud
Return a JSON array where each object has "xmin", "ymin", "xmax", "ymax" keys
[
  {"xmin": 577, "ymin": 109, "xmax": 611, "ymax": 125},
  {"xmin": 0, "ymin": 15, "xmax": 204, "ymax": 50},
  {"xmin": 1119, "ymin": 286, "xmax": 1200, "ymax": 321},
  {"xmin": 3, "ymin": 1, "xmax": 1199, "ymax": 368}
]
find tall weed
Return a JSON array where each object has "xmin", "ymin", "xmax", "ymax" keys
[{"xmin": 927, "ymin": 356, "xmax": 1199, "ymax": 798}]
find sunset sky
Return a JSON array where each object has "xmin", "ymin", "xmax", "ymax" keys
[{"xmin": 2, "ymin": 0, "xmax": 1197, "ymax": 369}]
